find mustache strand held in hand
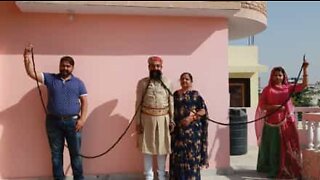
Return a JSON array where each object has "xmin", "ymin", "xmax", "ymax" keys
[{"xmin": 149, "ymin": 70, "xmax": 162, "ymax": 81}]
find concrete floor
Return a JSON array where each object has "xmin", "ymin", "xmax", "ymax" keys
[
  {"xmin": 4, "ymin": 146, "xmax": 273, "ymax": 180},
  {"xmin": 206, "ymin": 145, "xmax": 269, "ymax": 180}
]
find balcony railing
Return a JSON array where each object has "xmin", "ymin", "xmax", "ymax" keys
[
  {"xmin": 294, "ymin": 107, "xmax": 320, "ymax": 179},
  {"xmin": 295, "ymin": 107, "xmax": 320, "ymax": 131}
]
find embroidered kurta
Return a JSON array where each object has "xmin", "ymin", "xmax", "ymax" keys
[{"xmin": 135, "ymin": 77, "xmax": 173, "ymax": 155}]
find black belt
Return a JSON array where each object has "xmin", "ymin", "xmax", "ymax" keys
[{"xmin": 47, "ymin": 114, "xmax": 79, "ymax": 120}]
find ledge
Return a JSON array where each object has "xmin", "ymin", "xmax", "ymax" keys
[
  {"xmin": 229, "ymin": 65, "xmax": 268, "ymax": 73},
  {"xmin": 15, "ymin": 1, "xmax": 241, "ymax": 17},
  {"xmin": 15, "ymin": 1, "xmax": 267, "ymax": 40}
]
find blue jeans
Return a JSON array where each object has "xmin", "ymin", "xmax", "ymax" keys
[{"xmin": 46, "ymin": 116, "xmax": 84, "ymax": 180}]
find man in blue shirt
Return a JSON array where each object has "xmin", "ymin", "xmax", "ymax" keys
[{"xmin": 23, "ymin": 45, "xmax": 88, "ymax": 180}]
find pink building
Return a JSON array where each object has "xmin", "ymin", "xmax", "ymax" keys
[{"xmin": 0, "ymin": 1, "xmax": 267, "ymax": 179}]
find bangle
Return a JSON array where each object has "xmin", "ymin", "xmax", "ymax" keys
[
  {"xmin": 303, "ymin": 74, "xmax": 308, "ymax": 77},
  {"xmin": 192, "ymin": 114, "xmax": 198, "ymax": 121}
]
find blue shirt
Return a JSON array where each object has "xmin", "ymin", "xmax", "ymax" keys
[{"xmin": 44, "ymin": 73, "xmax": 87, "ymax": 116}]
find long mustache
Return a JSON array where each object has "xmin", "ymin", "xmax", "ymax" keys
[{"xmin": 149, "ymin": 70, "xmax": 162, "ymax": 80}]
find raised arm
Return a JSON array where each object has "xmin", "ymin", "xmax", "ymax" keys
[
  {"xmin": 301, "ymin": 59, "xmax": 309, "ymax": 89},
  {"xmin": 23, "ymin": 45, "xmax": 44, "ymax": 83}
]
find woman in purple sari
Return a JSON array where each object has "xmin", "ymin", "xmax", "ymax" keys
[
  {"xmin": 255, "ymin": 61, "xmax": 309, "ymax": 179},
  {"xmin": 169, "ymin": 72, "xmax": 208, "ymax": 180}
]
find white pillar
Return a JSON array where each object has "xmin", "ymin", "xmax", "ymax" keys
[
  {"xmin": 302, "ymin": 118, "xmax": 307, "ymax": 130},
  {"xmin": 307, "ymin": 121, "xmax": 314, "ymax": 150},
  {"xmin": 314, "ymin": 122, "xmax": 320, "ymax": 150}
]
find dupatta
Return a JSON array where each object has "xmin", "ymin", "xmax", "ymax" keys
[{"xmin": 255, "ymin": 67, "xmax": 303, "ymax": 178}]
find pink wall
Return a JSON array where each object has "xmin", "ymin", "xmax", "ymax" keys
[
  {"xmin": 247, "ymin": 107, "xmax": 259, "ymax": 146},
  {"xmin": 0, "ymin": 2, "xmax": 229, "ymax": 178}
]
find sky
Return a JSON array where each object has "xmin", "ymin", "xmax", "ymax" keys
[{"xmin": 230, "ymin": 1, "xmax": 320, "ymax": 87}]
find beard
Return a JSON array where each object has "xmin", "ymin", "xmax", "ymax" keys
[
  {"xmin": 149, "ymin": 70, "xmax": 162, "ymax": 81},
  {"xmin": 60, "ymin": 70, "xmax": 72, "ymax": 79}
]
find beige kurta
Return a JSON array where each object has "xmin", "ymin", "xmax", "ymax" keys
[{"xmin": 135, "ymin": 76, "xmax": 173, "ymax": 155}]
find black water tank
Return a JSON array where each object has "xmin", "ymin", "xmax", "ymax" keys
[{"xmin": 229, "ymin": 108, "xmax": 248, "ymax": 155}]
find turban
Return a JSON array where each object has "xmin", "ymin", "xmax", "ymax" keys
[{"xmin": 148, "ymin": 56, "xmax": 163, "ymax": 64}]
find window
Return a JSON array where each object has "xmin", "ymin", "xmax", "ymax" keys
[{"xmin": 229, "ymin": 78, "xmax": 250, "ymax": 107}]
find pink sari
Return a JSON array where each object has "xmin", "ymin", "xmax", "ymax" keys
[{"xmin": 255, "ymin": 68, "xmax": 303, "ymax": 178}]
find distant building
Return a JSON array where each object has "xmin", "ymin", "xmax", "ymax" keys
[{"xmin": 308, "ymin": 82, "xmax": 320, "ymax": 106}]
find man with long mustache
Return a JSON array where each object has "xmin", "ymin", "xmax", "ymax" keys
[{"xmin": 135, "ymin": 56, "xmax": 175, "ymax": 180}]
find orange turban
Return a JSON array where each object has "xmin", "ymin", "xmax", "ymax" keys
[{"xmin": 148, "ymin": 56, "xmax": 163, "ymax": 64}]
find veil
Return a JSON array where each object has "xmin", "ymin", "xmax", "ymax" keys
[{"xmin": 254, "ymin": 67, "xmax": 295, "ymax": 145}]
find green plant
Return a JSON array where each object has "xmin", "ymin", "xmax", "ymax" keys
[
  {"xmin": 292, "ymin": 88, "xmax": 312, "ymax": 107},
  {"xmin": 292, "ymin": 86, "xmax": 319, "ymax": 107}
]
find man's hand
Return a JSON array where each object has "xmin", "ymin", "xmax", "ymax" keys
[
  {"xmin": 22, "ymin": 43, "xmax": 44, "ymax": 82},
  {"xmin": 24, "ymin": 43, "xmax": 33, "ymax": 61},
  {"xmin": 169, "ymin": 121, "xmax": 175, "ymax": 133},
  {"xmin": 75, "ymin": 118, "xmax": 85, "ymax": 132}
]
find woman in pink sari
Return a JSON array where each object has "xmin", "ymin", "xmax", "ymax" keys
[{"xmin": 255, "ymin": 62, "xmax": 309, "ymax": 179}]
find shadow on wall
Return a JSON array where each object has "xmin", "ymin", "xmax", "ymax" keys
[
  {"xmin": 0, "ymin": 2, "xmax": 224, "ymax": 56},
  {"xmin": 0, "ymin": 87, "xmax": 51, "ymax": 178},
  {"xmin": 81, "ymin": 99, "xmax": 142, "ymax": 174},
  {"xmin": 208, "ymin": 125, "xmax": 230, "ymax": 173},
  {"xmin": 0, "ymin": 87, "xmax": 142, "ymax": 177}
]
